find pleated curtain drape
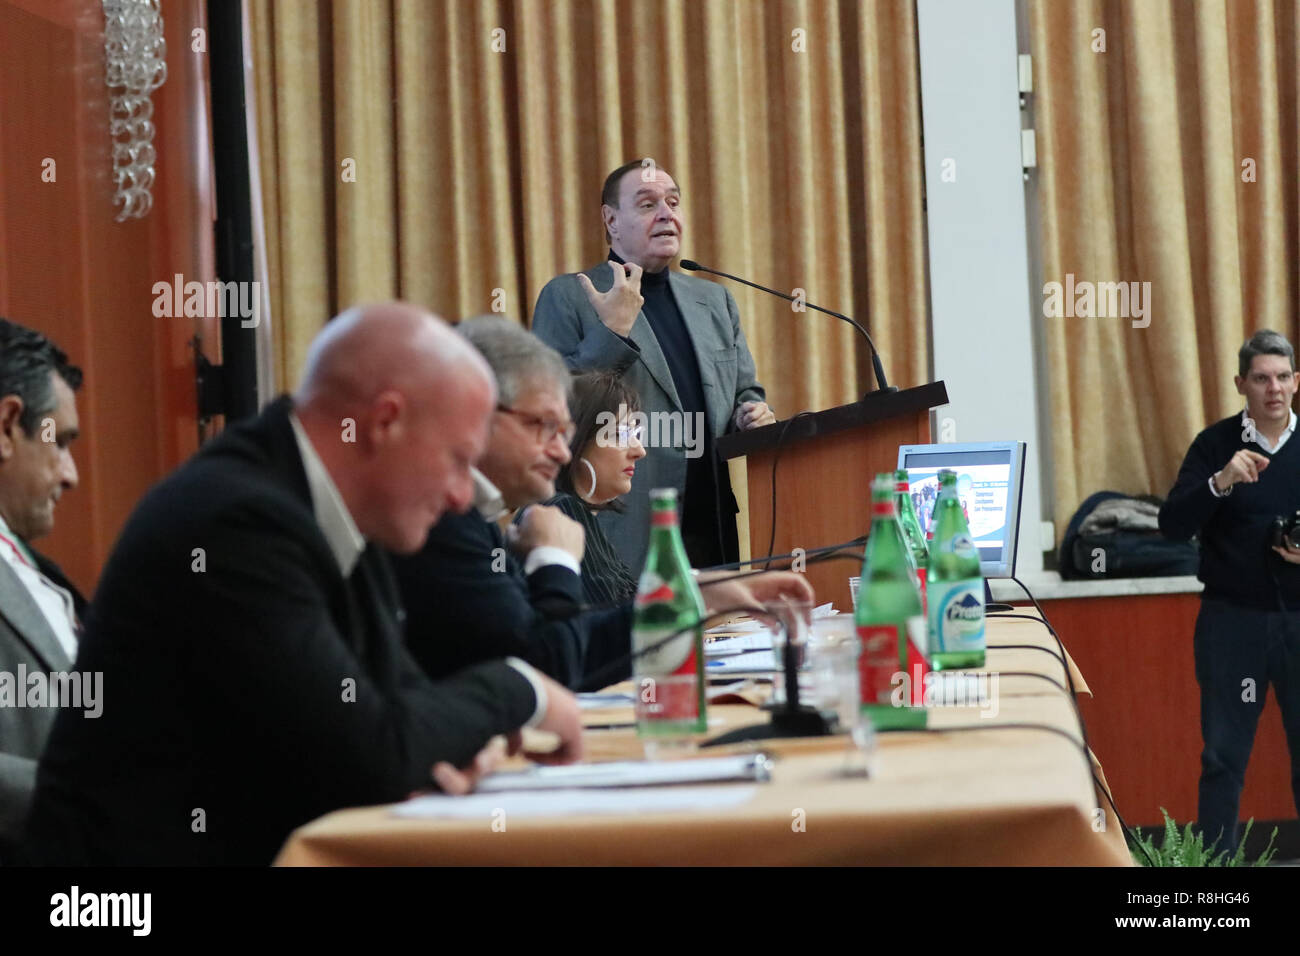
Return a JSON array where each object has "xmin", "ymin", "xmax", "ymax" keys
[
  {"xmin": 1029, "ymin": 0, "xmax": 1299, "ymax": 532},
  {"xmin": 248, "ymin": 0, "xmax": 930, "ymax": 414}
]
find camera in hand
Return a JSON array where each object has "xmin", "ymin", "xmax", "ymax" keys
[{"xmin": 1269, "ymin": 512, "xmax": 1300, "ymax": 550}]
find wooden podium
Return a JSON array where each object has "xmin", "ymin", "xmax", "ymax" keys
[{"xmin": 716, "ymin": 382, "xmax": 949, "ymax": 612}]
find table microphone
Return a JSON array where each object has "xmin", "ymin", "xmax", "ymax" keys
[{"xmin": 679, "ymin": 259, "xmax": 896, "ymax": 394}]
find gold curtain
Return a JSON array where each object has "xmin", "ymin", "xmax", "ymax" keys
[
  {"xmin": 249, "ymin": 0, "xmax": 928, "ymax": 399},
  {"xmin": 249, "ymin": 0, "xmax": 928, "ymax": 548},
  {"xmin": 1029, "ymin": 0, "xmax": 1299, "ymax": 531}
]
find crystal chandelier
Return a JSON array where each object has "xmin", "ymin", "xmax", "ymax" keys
[{"xmin": 102, "ymin": 0, "xmax": 167, "ymax": 221}]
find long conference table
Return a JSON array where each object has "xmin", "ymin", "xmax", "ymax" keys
[{"xmin": 275, "ymin": 613, "xmax": 1133, "ymax": 866}]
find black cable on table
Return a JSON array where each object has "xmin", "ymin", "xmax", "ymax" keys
[
  {"xmin": 989, "ymin": 670, "xmax": 1068, "ymax": 694},
  {"xmin": 1002, "ymin": 574, "xmax": 1152, "ymax": 865},
  {"xmin": 703, "ymin": 533, "xmax": 867, "ymax": 574},
  {"xmin": 913, "ymin": 721, "xmax": 1084, "ymax": 754},
  {"xmin": 565, "ymin": 539, "xmax": 869, "ymax": 618},
  {"xmin": 984, "ymin": 639, "xmax": 1068, "ymax": 668}
]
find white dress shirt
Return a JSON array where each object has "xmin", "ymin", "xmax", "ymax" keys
[
  {"xmin": 523, "ymin": 545, "xmax": 581, "ymax": 576},
  {"xmin": 0, "ymin": 513, "xmax": 78, "ymax": 661},
  {"xmin": 1209, "ymin": 408, "xmax": 1297, "ymax": 497},
  {"xmin": 288, "ymin": 413, "xmax": 547, "ymax": 725}
]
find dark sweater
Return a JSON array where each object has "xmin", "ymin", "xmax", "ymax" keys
[
  {"xmin": 391, "ymin": 509, "xmax": 633, "ymax": 690},
  {"xmin": 1158, "ymin": 413, "xmax": 1300, "ymax": 610},
  {"xmin": 545, "ymin": 493, "xmax": 638, "ymax": 608},
  {"xmin": 609, "ymin": 250, "xmax": 737, "ymax": 568}
]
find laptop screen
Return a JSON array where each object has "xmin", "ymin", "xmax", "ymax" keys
[{"xmin": 896, "ymin": 442, "xmax": 1027, "ymax": 579}]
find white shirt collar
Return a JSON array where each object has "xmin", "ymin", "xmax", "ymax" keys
[
  {"xmin": 0, "ymin": 511, "xmax": 30, "ymax": 562},
  {"xmin": 289, "ymin": 412, "xmax": 366, "ymax": 577},
  {"xmin": 1242, "ymin": 407, "xmax": 1297, "ymax": 453},
  {"xmin": 0, "ymin": 511, "xmax": 79, "ymax": 659}
]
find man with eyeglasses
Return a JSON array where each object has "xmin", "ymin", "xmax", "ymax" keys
[
  {"xmin": 392, "ymin": 317, "xmax": 813, "ymax": 692},
  {"xmin": 392, "ymin": 316, "xmax": 631, "ymax": 690}
]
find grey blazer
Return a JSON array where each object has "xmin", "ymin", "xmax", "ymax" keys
[
  {"xmin": 0, "ymin": 557, "xmax": 76, "ymax": 845},
  {"xmin": 533, "ymin": 261, "xmax": 765, "ymax": 576}
]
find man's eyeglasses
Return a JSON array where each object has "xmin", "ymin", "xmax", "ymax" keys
[{"xmin": 496, "ymin": 404, "xmax": 576, "ymax": 445}]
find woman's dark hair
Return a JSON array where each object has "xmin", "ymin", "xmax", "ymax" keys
[{"xmin": 556, "ymin": 370, "xmax": 641, "ymax": 512}]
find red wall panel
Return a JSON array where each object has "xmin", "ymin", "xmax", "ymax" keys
[
  {"xmin": 0, "ymin": 0, "xmax": 217, "ymax": 594},
  {"xmin": 1040, "ymin": 592, "xmax": 1293, "ymax": 828}
]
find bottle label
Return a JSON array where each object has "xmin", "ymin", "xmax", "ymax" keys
[
  {"xmin": 632, "ymin": 625, "xmax": 696, "ymax": 676},
  {"xmin": 633, "ymin": 627, "xmax": 700, "ymax": 724},
  {"xmin": 936, "ymin": 532, "xmax": 977, "ymax": 557},
  {"xmin": 634, "ymin": 571, "xmax": 695, "ymax": 675},
  {"xmin": 857, "ymin": 619, "xmax": 928, "ymax": 708},
  {"xmin": 927, "ymin": 580, "xmax": 985, "ymax": 654},
  {"xmin": 635, "ymin": 577, "xmax": 676, "ymax": 607},
  {"xmin": 857, "ymin": 623, "xmax": 906, "ymax": 708}
]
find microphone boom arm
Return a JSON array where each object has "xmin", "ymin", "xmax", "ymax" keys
[{"xmin": 679, "ymin": 260, "xmax": 893, "ymax": 394}]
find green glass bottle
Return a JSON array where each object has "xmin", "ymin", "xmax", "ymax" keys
[
  {"xmin": 894, "ymin": 469, "xmax": 929, "ymax": 611},
  {"xmin": 926, "ymin": 469, "xmax": 985, "ymax": 670},
  {"xmin": 633, "ymin": 488, "xmax": 708, "ymax": 736},
  {"xmin": 855, "ymin": 474, "xmax": 926, "ymax": 730}
]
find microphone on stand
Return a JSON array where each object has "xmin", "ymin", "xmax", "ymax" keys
[{"xmin": 679, "ymin": 259, "xmax": 896, "ymax": 395}]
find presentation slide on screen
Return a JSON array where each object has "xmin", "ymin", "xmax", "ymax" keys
[{"xmin": 907, "ymin": 464, "xmax": 1011, "ymax": 547}]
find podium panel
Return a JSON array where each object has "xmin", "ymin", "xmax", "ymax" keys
[{"xmin": 717, "ymin": 383, "xmax": 948, "ymax": 612}]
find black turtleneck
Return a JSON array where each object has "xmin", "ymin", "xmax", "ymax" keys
[
  {"xmin": 1160, "ymin": 413, "xmax": 1300, "ymax": 611},
  {"xmin": 610, "ymin": 250, "xmax": 728, "ymax": 567}
]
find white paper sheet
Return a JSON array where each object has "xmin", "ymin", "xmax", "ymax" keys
[
  {"xmin": 705, "ymin": 603, "xmax": 835, "ymax": 635},
  {"xmin": 706, "ymin": 619, "xmax": 767, "ymax": 634},
  {"xmin": 576, "ymin": 692, "xmax": 636, "ymax": 710},
  {"xmin": 392, "ymin": 786, "xmax": 757, "ymax": 820},
  {"xmin": 475, "ymin": 754, "xmax": 771, "ymax": 791},
  {"xmin": 704, "ymin": 631, "xmax": 775, "ymax": 655},
  {"xmin": 705, "ymin": 650, "xmax": 778, "ymax": 674}
]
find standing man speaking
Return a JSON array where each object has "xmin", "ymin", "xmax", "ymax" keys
[
  {"xmin": 533, "ymin": 159, "xmax": 775, "ymax": 575},
  {"xmin": 1159, "ymin": 329, "xmax": 1300, "ymax": 855}
]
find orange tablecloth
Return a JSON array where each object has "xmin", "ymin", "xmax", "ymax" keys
[{"xmin": 275, "ymin": 613, "xmax": 1132, "ymax": 866}]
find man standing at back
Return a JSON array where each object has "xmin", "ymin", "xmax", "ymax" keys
[
  {"xmin": 23, "ymin": 303, "xmax": 582, "ymax": 866},
  {"xmin": 1159, "ymin": 329, "xmax": 1300, "ymax": 856},
  {"xmin": 533, "ymin": 160, "xmax": 775, "ymax": 576},
  {"xmin": 0, "ymin": 318, "xmax": 85, "ymax": 860}
]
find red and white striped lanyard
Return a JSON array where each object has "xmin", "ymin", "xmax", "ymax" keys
[{"xmin": 0, "ymin": 527, "xmax": 35, "ymax": 569}]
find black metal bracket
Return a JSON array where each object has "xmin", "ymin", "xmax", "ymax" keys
[{"xmin": 192, "ymin": 337, "xmax": 226, "ymax": 421}]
